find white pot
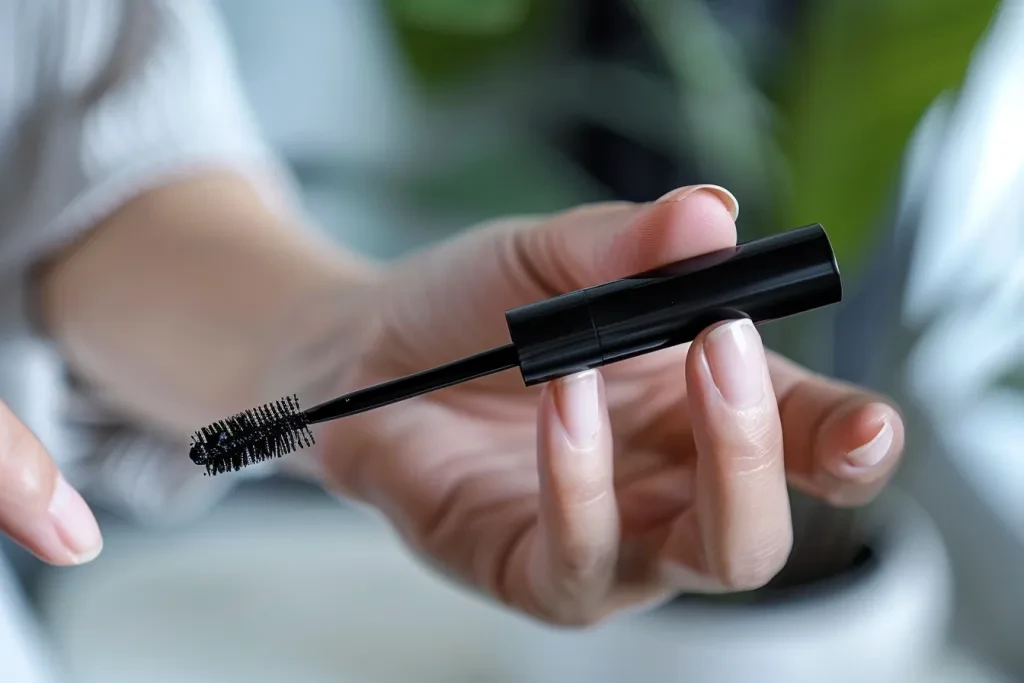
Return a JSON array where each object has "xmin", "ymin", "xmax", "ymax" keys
[
  {"xmin": 508, "ymin": 489, "xmax": 952, "ymax": 683},
  {"xmin": 38, "ymin": 488, "xmax": 952, "ymax": 683}
]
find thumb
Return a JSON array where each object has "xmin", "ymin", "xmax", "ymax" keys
[
  {"xmin": 376, "ymin": 184, "xmax": 738, "ymax": 373},
  {"xmin": 509, "ymin": 184, "xmax": 739, "ymax": 299},
  {"xmin": 0, "ymin": 401, "xmax": 103, "ymax": 565}
]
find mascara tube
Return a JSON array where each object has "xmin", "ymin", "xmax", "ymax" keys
[
  {"xmin": 505, "ymin": 223, "xmax": 841, "ymax": 385},
  {"xmin": 191, "ymin": 223, "xmax": 844, "ymax": 476}
]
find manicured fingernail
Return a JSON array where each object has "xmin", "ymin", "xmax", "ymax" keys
[
  {"xmin": 705, "ymin": 319, "xmax": 765, "ymax": 409},
  {"xmin": 49, "ymin": 475, "xmax": 102, "ymax": 564},
  {"xmin": 846, "ymin": 416, "xmax": 893, "ymax": 468},
  {"xmin": 555, "ymin": 370, "xmax": 601, "ymax": 449},
  {"xmin": 656, "ymin": 184, "xmax": 740, "ymax": 220}
]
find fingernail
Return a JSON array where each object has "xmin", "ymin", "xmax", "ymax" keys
[
  {"xmin": 555, "ymin": 370, "xmax": 601, "ymax": 449},
  {"xmin": 846, "ymin": 416, "xmax": 893, "ymax": 468},
  {"xmin": 48, "ymin": 475, "xmax": 102, "ymax": 564},
  {"xmin": 656, "ymin": 184, "xmax": 740, "ymax": 220},
  {"xmin": 705, "ymin": 319, "xmax": 765, "ymax": 409}
]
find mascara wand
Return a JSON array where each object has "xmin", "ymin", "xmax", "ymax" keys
[{"xmin": 190, "ymin": 224, "xmax": 842, "ymax": 476}]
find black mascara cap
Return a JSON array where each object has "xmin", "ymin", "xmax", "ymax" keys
[{"xmin": 505, "ymin": 223, "xmax": 842, "ymax": 386}]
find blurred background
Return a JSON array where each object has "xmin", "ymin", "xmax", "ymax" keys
[{"xmin": 1, "ymin": 0, "xmax": 1022, "ymax": 681}]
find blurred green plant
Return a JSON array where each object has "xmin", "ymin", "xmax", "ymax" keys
[
  {"xmin": 630, "ymin": 0, "xmax": 780, "ymax": 240},
  {"xmin": 389, "ymin": 0, "xmax": 532, "ymax": 34},
  {"xmin": 381, "ymin": 0, "xmax": 550, "ymax": 86},
  {"xmin": 774, "ymin": 0, "xmax": 1000, "ymax": 274},
  {"xmin": 633, "ymin": 0, "xmax": 999, "ymax": 275},
  {"xmin": 382, "ymin": 0, "xmax": 999, "ymax": 277}
]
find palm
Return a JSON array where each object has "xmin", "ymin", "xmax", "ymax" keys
[{"xmin": 345, "ymin": 342, "xmax": 698, "ymax": 616}]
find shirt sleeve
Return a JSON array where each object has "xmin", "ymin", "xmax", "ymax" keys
[{"xmin": 3, "ymin": 0, "xmax": 303, "ymax": 524}]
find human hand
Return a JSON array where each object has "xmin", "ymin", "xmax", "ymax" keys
[
  {"xmin": 0, "ymin": 401, "xmax": 103, "ymax": 565},
  {"xmin": 316, "ymin": 186, "xmax": 904, "ymax": 625}
]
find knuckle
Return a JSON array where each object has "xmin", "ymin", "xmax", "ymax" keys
[
  {"xmin": 537, "ymin": 541, "xmax": 617, "ymax": 629},
  {"xmin": 546, "ymin": 201, "xmax": 635, "ymax": 234},
  {"xmin": 493, "ymin": 518, "xmax": 535, "ymax": 609},
  {"xmin": 415, "ymin": 475, "xmax": 475, "ymax": 555},
  {"xmin": 732, "ymin": 444, "xmax": 781, "ymax": 479},
  {"xmin": 736, "ymin": 407, "xmax": 782, "ymax": 450},
  {"xmin": 558, "ymin": 482, "xmax": 612, "ymax": 519},
  {"xmin": 556, "ymin": 541, "xmax": 602, "ymax": 578},
  {"xmin": 728, "ymin": 437, "xmax": 783, "ymax": 483},
  {"xmin": 554, "ymin": 537, "xmax": 615, "ymax": 587},
  {"xmin": 717, "ymin": 526, "xmax": 793, "ymax": 591},
  {"xmin": 498, "ymin": 224, "xmax": 562, "ymax": 300}
]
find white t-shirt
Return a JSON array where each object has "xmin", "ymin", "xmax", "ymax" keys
[{"xmin": 0, "ymin": 0, "xmax": 296, "ymax": 524}]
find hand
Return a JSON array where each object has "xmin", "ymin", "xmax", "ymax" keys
[
  {"xmin": 316, "ymin": 186, "xmax": 904, "ymax": 626},
  {"xmin": 0, "ymin": 401, "xmax": 103, "ymax": 565}
]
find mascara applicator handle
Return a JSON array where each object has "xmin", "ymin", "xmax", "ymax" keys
[{"xmin": 504, "ymin": 223, "xmax": 842, "ymax": 386}]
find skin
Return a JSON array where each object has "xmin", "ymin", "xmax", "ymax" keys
[{"xmin": 2, "ymin": 171, "xmax": 903, "ymax": 627}]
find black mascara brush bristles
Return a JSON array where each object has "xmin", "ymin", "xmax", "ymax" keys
[
  {"xmin": 189, "ymin": 345, "xmax": 521, "ymax": 476},
  {"xmin": 189, "ymin": 395, "xmax": 314, "ymax": 476}
]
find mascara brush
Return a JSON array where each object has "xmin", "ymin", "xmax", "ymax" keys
[{"xmin": 190, "ymin": 223, "xmax": 842, "ymax": 476}]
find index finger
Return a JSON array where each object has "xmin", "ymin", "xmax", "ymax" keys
[{"xmin": 0, "ymin": 401, "xmax": 102, "ymax": 565}]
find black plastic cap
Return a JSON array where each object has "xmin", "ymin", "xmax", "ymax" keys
[{"xmin": 505, "ymin": 223, "xmax": 842, "ymax": 386}]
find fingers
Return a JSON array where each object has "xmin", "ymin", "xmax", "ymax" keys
[
  {"xmin": 375, "ymin": 184, "xmax": 738, "ymax": 386},
  {"xmin": 662, "ymin": 319, "xmax": 792, "ymax": 591},
  {"xmin": 532, "ymin": 369, "xmax": 619, "ymax": 624},
  {"xmin": 0, "ymin": 401, "xmax": 102, "ymax": 565},
  {"xmin": 768, "ymin": 353, "xmax": 904, "ymax": 507}
]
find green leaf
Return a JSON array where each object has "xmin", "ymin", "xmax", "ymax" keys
[
  {"xmin": 382, "ymin": 0, "xmax": 552, "ymax": 86},
  {"xmin": 774, "ymin": 0, "xmax": 1000, "ymax": 275},
  {"xmin": 629, "ymin": 0, "xmax": 789, "ymax": 231}
]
